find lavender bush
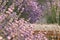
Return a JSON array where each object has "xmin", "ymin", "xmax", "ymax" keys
[{"xmin": 0, "ymin": 0, "xmax": 48, "ymax": 40}]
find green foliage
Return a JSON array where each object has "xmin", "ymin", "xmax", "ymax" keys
[
  {"xmin": 59, "ymin": 13, "xmax": 60, "ymax": 25},
  {"xmin": 38, "ymin": 0, "xmax": 46, "ymax": 4},
  {"xmin": 13, "ymin": 6, "xmax": 19, "ymax": 15},
  {"xmin": 48, "ymin": 36, "xmax": 52, "ymax": 40},
  {"xmin": 47, "ymin": 6, "xmax": 57, "ymax": 24},
  {"xmin": 5, "ymin": 0, "xmax": 13, "ymax": 11},
  {"xmin": 47, "ymin": 15, "xmax": 53, "ymax": 24},
  {"xmin": 38, "ymin": 0, "xmax": 46, "ymax": 2},
  {"xmin": 51, "ymin": 6, "xmax": 57, "ymax": 23},
  {"xmin": 13, "ymin": 6, "xmax": 29, "ymax": 20},
  {"xmin": 19, "ymin": 11, "xmax": 29, "ymax": 20}
]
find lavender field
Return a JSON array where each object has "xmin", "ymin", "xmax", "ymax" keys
[{"xmin": 0, "ymin": 0, "xmax": 60, "ymax": 40}]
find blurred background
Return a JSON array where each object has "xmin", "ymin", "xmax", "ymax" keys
[{"xmin": 36, "ymin": 0, "xmax": 59, "ymax": 25}]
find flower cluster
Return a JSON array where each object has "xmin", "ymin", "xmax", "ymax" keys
[
  {"xmin": 3, "ymin": 19, "xmax": 33, "ymax": 40},
  {"xmin": 0, "ymin": 0, "xmax": 43, "ymax": 23},
  {"xmin": 22, "ymin": 0, "xmax": 42, "ymax": 23},
  {"xmin": 0, "ymin": 0, "xmax": 48, "ymax": 40},
  {"xmin": 1, "ymin": 19, "xmax": 47, "ymax": 40}
]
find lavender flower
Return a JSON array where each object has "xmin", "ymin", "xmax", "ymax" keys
[
  {"xmin": 0, "ymin": 14, "xmax": 7, "ymax": 22},
  {"xmin": 0, "ymin": 18, "xmax": 48, "ymax": 40},
  {"xmin": 23, "ymin": 0, "xmax": 42, "ymax": 23},
  {"xmin": 3, "ymin": 19, "xmax": 33, "ymax": 40},
  {"xmin": 0, "ymin": 0, "xmax": 49, "ymax": 40}
]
